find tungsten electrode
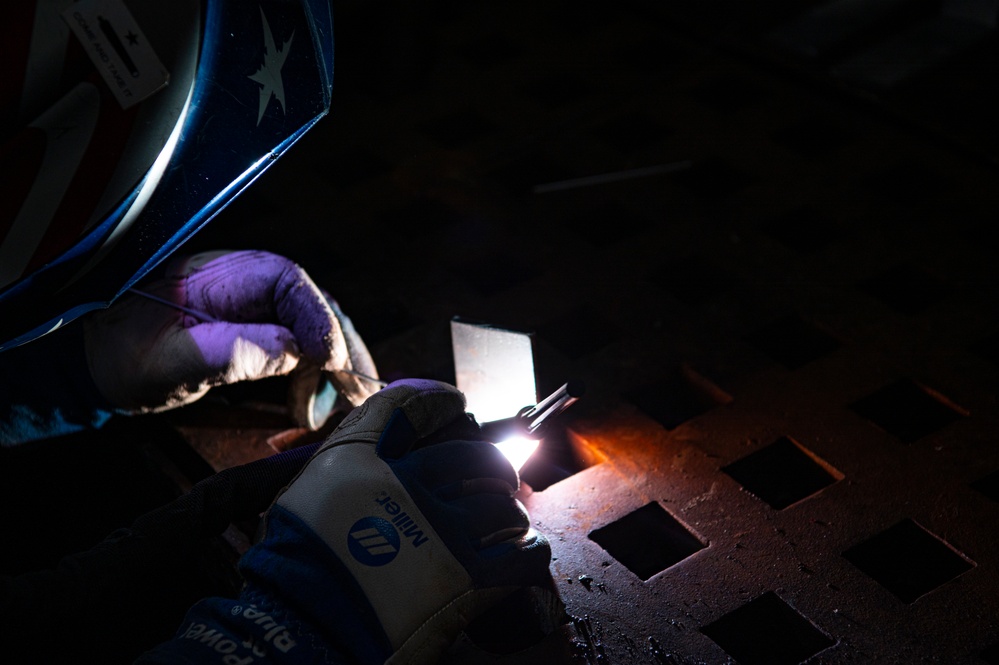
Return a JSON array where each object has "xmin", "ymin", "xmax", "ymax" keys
[{"xmin": 478, "ymin": 380, "xmax": 586, "ymax": 442}]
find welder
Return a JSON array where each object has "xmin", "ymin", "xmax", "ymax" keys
[{"xmin": 0, "ymin": 0, "xmax": 557, "ymax": 662}]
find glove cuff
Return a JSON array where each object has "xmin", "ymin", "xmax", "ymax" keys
[
  {"xmin": 239, "ymin": 504, "xmax": 395, "ymax": 665},
  {"xmin": 135, "ymin": 591, "xmax": 350, "ymax": 665}
]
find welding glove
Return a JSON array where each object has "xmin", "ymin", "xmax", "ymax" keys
[
  {"xmin": 137, "ymin": 379, "xmax": 553, "ymax": 665},
  {"xmin": 84, "ymin": 250, "xmax": 379, "ymax": 414}
]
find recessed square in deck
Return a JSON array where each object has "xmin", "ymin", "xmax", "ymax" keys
[
  {"xmin": 843, "ymin": 519, "xmax": 975, "ymax": 603},
  {"xmin": 744, "ymin": 314, "xmax": 841, "ymax": 370},
  {"xmin": 849, "ymin": 378, "xmax": 966, "ymax": 444},
  {"xmin": 722, "ymin": 437, "xmax": 843, "ymax": 509},
  {"xmin": 701, "ymin": 592, "xmax": 834, "ymax": 665},
  {"xmin": 588, "ymin": 502, "xmax": 705, "ymax": 580},
  {"xmin": 624, "ymin": 364, "xmax": 732, "ymax": 430},
  {"xmin": 858, "ymin": 264, "xmax": 952, "ymax": 316},
  {"xmin": 971, "ymin": 469, "xmax": 999, "ymax": 503}
]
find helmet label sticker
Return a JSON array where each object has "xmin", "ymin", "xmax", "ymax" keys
[{"xmin": 63, "ymin": 0, "xmax": 169, "ymax": 109}]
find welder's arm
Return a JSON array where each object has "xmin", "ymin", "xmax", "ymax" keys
[
  {"xmin": 136, "ymin": 379, "xmax": 554, "ymax": 665},
  {"xmin": 0, "ymin": 441, "xmax": 319, "ymax": 661}
]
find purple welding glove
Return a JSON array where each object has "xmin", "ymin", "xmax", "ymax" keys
[
  {"xmin": 137, "ymin": 379, "xmax": 554, "ymax": 665},
  {"xmin": 84, "ymin": 250, "xmax": 379, "ymax": 414}
]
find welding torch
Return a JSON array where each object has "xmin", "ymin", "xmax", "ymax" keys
[{"xmin": 478, "ymin": 380, "xmax": 585, "ymax": 442}]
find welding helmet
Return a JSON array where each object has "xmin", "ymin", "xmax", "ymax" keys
[{"xmin": 0, "ymin": 0, "xmax": 333, "ymax": 351}]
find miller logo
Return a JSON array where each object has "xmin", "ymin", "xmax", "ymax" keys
[
  {"xmin": 347, "ymin": 517, "xmax": 400, "ymax": 567},
  {"xmin": 347, "ymin": 493, "xmax": 431, "ymax": 566}
]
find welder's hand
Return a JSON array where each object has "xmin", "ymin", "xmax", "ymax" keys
[
  {"xmin": 208, "ymin": 379, "xmax": 553, "ymax": 665},
  {"xmin": 83, "ymin": 250, "xmax": 379, "ymax": 413},
  {"xmin": 236, "ymin": 379, "xmax": 553, "ymax": 663}
]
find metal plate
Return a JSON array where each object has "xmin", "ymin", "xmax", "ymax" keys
[{"xmin": 451, "ymin": 317, "xmax": 537, "ymax": 424}]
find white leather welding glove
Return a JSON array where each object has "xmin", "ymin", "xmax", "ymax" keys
[
  {"xmin": 83, "ymin": 250, "xmax": 379, "ymax": 413},
  {"xmin": 136, "ymin": 379, "xmax": 553, "ymax": 665}
]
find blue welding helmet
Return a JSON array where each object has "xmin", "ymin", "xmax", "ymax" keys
[{"xmin": 0, "ymin": 0, "xmax": 333, "ymax": 351}]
